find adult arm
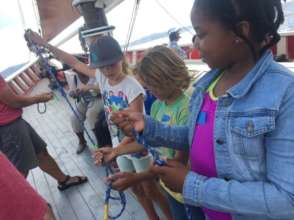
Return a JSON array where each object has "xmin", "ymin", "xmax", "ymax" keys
[{"xmin": 0, "ymin": 80, "xmax": 52, "ymax": 108}]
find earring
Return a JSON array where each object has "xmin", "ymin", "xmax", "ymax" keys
[{"xmin": 235, "ymin": 38, "xmax": 241, "ymax": 44}]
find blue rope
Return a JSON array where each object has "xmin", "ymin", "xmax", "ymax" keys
[
  {"xmin": 24, "ymin": 30, "xmax": 127, "ymax": 219},
  {"xmin": 132, "ymin": 128, "xmax": 193, "ymax": 220},
  {"xmin": 104, "ymin": 165, "xmax": 126, "ymax": 220},
  {"xmin": 25, "ymin": 30, "xmax": 127, "ymax": 219},
  {"xmin": 131, "ymin": 128, "xmax": 166, "ymax": 166},
  {"xmin": 25, "ymin": 30, "xmax": 95, "ymax": 146}
]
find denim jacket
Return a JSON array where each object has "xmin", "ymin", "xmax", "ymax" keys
[{"xmin": 143, "ymin": 51, "xmax": 294, "ymax": 220}]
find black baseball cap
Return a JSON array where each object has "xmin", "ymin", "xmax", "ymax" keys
[{"xmin": 89, "ymin": 35, "xmax": 123, "ymax": 68}]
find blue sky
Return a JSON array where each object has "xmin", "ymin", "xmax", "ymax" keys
[
  {"xmin": 0, "ymin": 0, "xmax": 39, "ymax": 72},
  {"xmin": 0, "ymin": 1, "xmax": 19, "ymax": 28},
  {"xmin": 0, "ymin": 0, "xmax": 292, "ymax": 73},
  {"xmin": 0, "ymin": 0, "xmax": 194, "ymax": 73}
]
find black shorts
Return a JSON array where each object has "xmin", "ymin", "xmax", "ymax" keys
[
  {"xmin": 0, "ymin": 118, "xmax": 47, "ymax": 174},
  {"xmin": 94, "ymin": 111, "xmax": 112, "ymax": 147}
]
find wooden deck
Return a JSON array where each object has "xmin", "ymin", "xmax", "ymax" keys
[{"xmin": 23, "ymin": 79, "xmax": 150, "ymax": 220}]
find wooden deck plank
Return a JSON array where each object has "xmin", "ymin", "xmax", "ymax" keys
[
  {"xmin": 22, "ymin": 79, "xmax": 149, "ymax": 220},
  {"xmin": 40, "ymin": 132, "xmax": 97, "ymax": 220},
  {"xmin": 43, "ymin": 127, "xmax": 141, "ymax": 220},
  {"xmin": 27, "ymin": 172, "xmax": 36, "ymax": 189},
  {"xmin": 53, "ymin": 129, "xmax": 145, "ymax": 220},
  {"xmin": 30, "ymin": 168, "xmax": 64, "ymax": 220}
]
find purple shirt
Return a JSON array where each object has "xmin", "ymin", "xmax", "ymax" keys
[{"xmin": 190, "ymin": 93, "xmax": 231, "ymax": 220}]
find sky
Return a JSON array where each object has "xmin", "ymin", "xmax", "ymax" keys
[
  {"xmin": 0, "ymin": 0, "xmax": 194, "ymax": 73},
  {"xmin": 0, "ymin": 0, "xmax": 292, "ymax": 73},
  {"xmin": 109, "ymin": 0, "xmax": 194, "ymax": 43},
  {"xmin": 0, "ymin": 0, "xmax": 40, "ymax": 72}
]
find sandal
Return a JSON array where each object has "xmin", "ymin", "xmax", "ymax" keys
[{"xmin": 57, "ymin": 175, "xmax": 88, "ymax": 191}]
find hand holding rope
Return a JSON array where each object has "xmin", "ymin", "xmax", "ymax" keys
[
  {"xmin": 131, "ymin": 128, "xmax": 166, "ymax": 166},
  {"xmin": 104, "ymin": 165, "xmax": 126, "ymax": 220},
  {"xmin": 24, "ymin": 29, "xmax": 96, "ymax": 146},
  {"xmin": 131, "ymin": 128, "xmax": 193, "ymax": 220}
]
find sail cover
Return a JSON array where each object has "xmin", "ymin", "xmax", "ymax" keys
[
  {"xmin": 36, "ymin": 0, "xmax": 80, "ymax": 41},
  {"xmin": 35, "ymin": 0, "xmax": 125, "ymax": 41}
]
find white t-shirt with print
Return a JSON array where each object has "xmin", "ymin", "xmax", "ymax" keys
[{"xmin": 96, "ymin": 70, "xmax": 145, "ymax": 147}]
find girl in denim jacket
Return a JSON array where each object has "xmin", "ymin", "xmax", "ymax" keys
[{"xmin": 110, "ymin": 0, "xmax": 294, "ymax": 220}]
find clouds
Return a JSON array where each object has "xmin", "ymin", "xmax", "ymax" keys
[{"xmin": 0, "ymin": 0, "xmax": 38, "ymax": 72}]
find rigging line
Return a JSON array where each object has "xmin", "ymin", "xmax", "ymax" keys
[
  {"xmin": 154, "ymin": 0, "xmax": 193, "ymax": 35},
  {"xmin": 17, "ymin": 0, "xmax": 32, "ymax": 61},
  {"xmin": 124, "ymin": 0, "xmax": 139, "ymax": 51},
  {"xmin": 25, "ymin": 33, "xmax": 96, "ymax": 146},
  {"xmin": 32, "ymin": 0, "xmax": 42, "ymax": 33},
  {"xmin": 124, "ymin": 0, "xmax": 140, "ymax": 52},
  {"xmin": 124, "ymin": 0, "xmax": 137, "ymax": 47},
  {"xmin": 16, "ymin": 0, "xmax": 26, "ymax": 29}
]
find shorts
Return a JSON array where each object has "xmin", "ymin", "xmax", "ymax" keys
[
  {"xmin": 0, "ymin": 118, "xmax": 47, "ymax": 174},
  {"xmin": 116, "ymin": 154, "xmax": 152, "ymax": 173},
  {"xmin": 94, "ymin": 111, "xmax": 112, "ymax": 148},
  {"xmin": 70, "ymin": 97, "xmax": 103, "ymax": 132}
]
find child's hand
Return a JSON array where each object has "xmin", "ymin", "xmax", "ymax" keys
[
  {"xmin": 94, "ymin": 147, "xmax": 117, "ymax": 166},
  {"xmin": 26, "ymin": 30, "xmax": 47, "ymax": 47},
  {"xmin": 106, "ymin": 172, "xmax": 139, "ymax": 191},
  {"xmin": 69, "ymin": 89, "xmax": 80, "ymax": 99},
  {"xmin": 111, "ymin": 110, "xmax": 145, "ymax": 136},
  {"xmin": 150, "ymin": 159, "xmax": 189, "ymax": 193},
  {"xmin": 79, "ymin": 84, "xmax": 90, "ymax": 92}
]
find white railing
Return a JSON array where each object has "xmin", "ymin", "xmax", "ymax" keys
[{"xmin": 5, "ymin": 58, "xmax": 38, "ymax": 82}]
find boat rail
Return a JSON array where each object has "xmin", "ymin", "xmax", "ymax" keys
[{"xmin": 4, "ymin": 57, "xmax": 293, "ymax": 96}]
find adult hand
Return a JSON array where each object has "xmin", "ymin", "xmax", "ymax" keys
[
  {"xmin": 110, "ymin": 110, "xmax": 145, "ymax": 136},
  {"xmin": 36, "ymin": 92, "xmax": 53, "ymax": 103},
  {"xmin": 94, "ymin": 147, "xmax": 117, "ymax": 166},
  {"xmin": 150, "ymin": 159, "xmax": 189, "ymax": 193},
  {"xmin": 106, "ymin": 172, "xmax": 140, "ymax": 191}
]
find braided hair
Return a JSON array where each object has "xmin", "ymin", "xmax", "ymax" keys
[{"xmin": 193, "ymin": 0, "xmax": 286, "ymax": 60}]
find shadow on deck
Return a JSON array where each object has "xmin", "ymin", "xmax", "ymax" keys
[{"xmin": 23, "ymin": 79, "xmax": 148, "ymax": 220}]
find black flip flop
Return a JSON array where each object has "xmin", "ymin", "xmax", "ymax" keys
[{"xmin": 57, "ymin": 175, "xmax": 88, "ymax": 191}]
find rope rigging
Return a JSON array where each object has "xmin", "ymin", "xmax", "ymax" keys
[
  {"xmin": 24, "ymin": 29, "xmax": 127, "ymax": 220},
  {"xmin": 154, "ymin": 0, "xmax": 194, "ymax": 36},
  {"xmin": 124, "ymin": 0, "xmax": 141, "ymax": 52},
  {"xmin": 24, "ymin": 29, "xmax": 96, "ymax": 146},
  {"xmin": 132, "ymin": 127, "xmax": 193, "ymax": 220}
]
